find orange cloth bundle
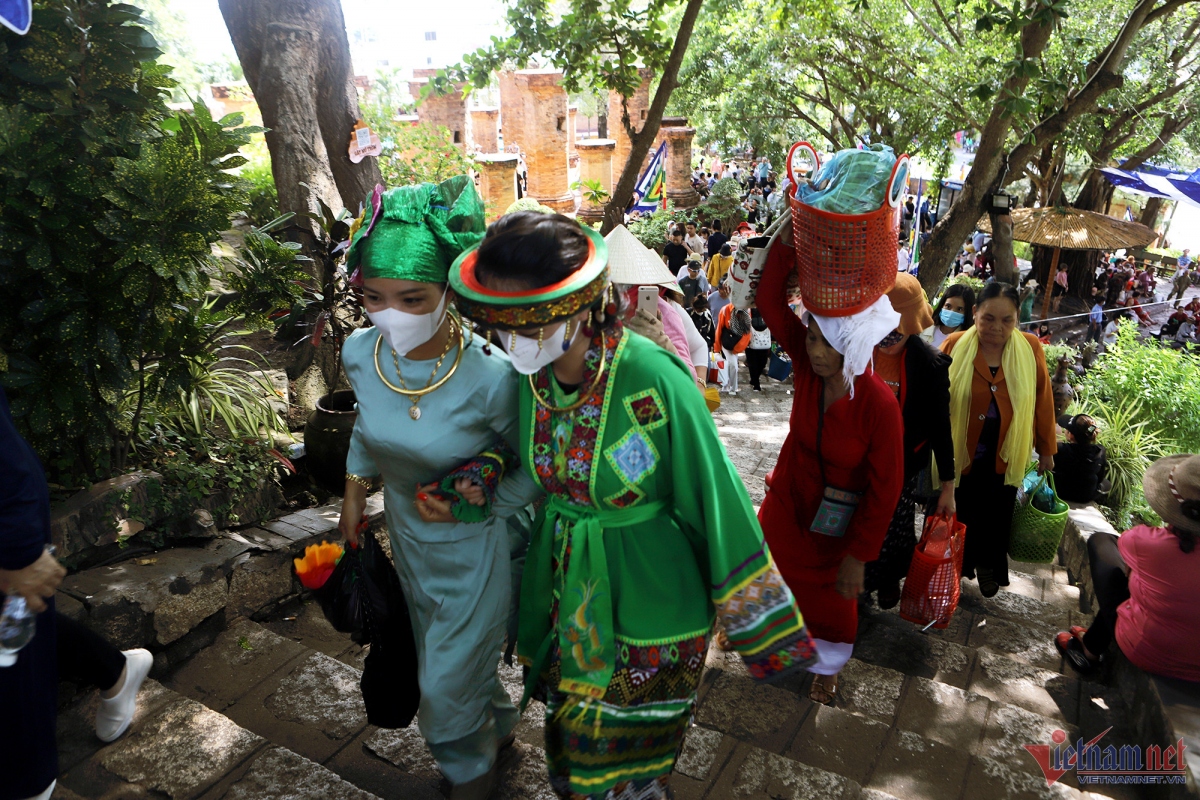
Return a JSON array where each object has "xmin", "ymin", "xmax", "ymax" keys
[{"xmin": 294, "ymin": 541, "xmax": 344, "ymax": 590}]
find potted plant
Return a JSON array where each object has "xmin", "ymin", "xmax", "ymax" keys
[{"xmin": 277, "ymin": 198, "xmax": 364, "ymax": 495}]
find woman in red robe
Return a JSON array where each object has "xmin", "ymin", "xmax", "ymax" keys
[{"xmin": 756, "ymin": 240, "xmax": 905, "ymax": 706}]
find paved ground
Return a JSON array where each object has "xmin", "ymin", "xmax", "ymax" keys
[{"xmin": 51, "ymin": 360, "xmax": 1149, "ymax": 800}]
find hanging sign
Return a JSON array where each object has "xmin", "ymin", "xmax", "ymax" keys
[
  {"xmin": 0, "ymin": 0, "xmax": 32, "ymax": 34},
  {"xmin": 348, "ymin": 119, "xmax": 382, "ymax": 163}
]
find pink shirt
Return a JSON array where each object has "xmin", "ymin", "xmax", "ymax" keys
[
  {"xmin": 1115, "ymin": 525, "xmax": 1200, "ymax": 682},
  {"xmin": 657, "ymin": 296, "xmax": 693, "ymax": 371}
]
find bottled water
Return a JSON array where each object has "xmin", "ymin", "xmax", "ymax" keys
[{"xmin": 0, "ymin": 595, "xmax": 36, "ymax": 667}]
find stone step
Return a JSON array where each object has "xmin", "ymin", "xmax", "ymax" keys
[
  {"xmin": 691, "ymin": 661, "xmax": 1128, "ymax": 800},
  {"xmin": 54, "ymin": 677, "xmax": 383, "ymax": 799},
  {"xmin": 696, "ymin": 642, "xmax": 1132, "ymax": 800},
  {"xmin": 672, "ymin": 722, "xmax": 1124, "ymax": 800},
  {"xmin": 164, "ymin": 613, "xmax": 556, "ymax": 800}
]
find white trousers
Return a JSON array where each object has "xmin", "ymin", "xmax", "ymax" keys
[{"xmin": 808, "ymin": 638, "xmax": 854, "ymax": 676}]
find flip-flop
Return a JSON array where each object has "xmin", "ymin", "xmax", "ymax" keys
[{"xmin": 1055, "ymin": 630, "xmax": 1100, "ymax": 674}]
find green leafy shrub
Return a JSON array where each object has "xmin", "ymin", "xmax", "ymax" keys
[
  {"xmin": 628, "ymin": 203, "xmax": 678, "ymax": 252},
  {"xmin": 239, "ymin": 139, "xmax": 279, "ymax": 227},
  {"xmin": 0, "ymin": 2, "xmax": 259, "ymax": 482},
  {"xmin": 1072, "ymin": 396, "xmax": 1170, "ymax": 530},
  {"xmin": 136, "ymin": 430, "xmax": 289, "ymax": 533},
  {"xmin": 1043, "ymin": 343, "xmax": 1078, "ymax": 374},
  {"xmin": 221, "ymin": 216, "xmax": 310, "ymax": 328},
  {"xmin": 1013, "ymin": 241, "xmax": 1032, "ymax": 261},
  {"xmin": 709, "ymin": 177, "xmax": 743, "ymax": 198},
  {"xmin": 950, "ymin": 273, "xmax": 985, "ymax": 294},
  {"xmin": 130, "ymin": 300, "xmax": 286, "ymax": 442},
  {"xmin": 1080, "ymin": 321, "xmax": 1200, "ymax": 453}
]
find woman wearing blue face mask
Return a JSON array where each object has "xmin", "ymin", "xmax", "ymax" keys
[
  {"xmin": 336, "ymin": 178, "xmax": 541, "ymax": 800},
  {"xmin": 921, "ymin": 283, "xmax": 976, "ymax": 348}
]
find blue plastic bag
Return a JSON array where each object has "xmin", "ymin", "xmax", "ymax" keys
[{"xmin": 795, "ymin": 144, "xmax": 897, "ymax": 215}]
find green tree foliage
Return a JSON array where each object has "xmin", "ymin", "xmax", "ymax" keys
[
  {"xmin": 361, "ymin": 105, "xmax": 476, "ymax": 190},
  {"xmin": 135, "ymin": 0, "xmax": 240, "ymax": 101},
  {"xmin": 0, "ymin": 1, "xmax": 262, "ymax": 482},
  {"xmin": 675, "ymin": 0, "xmax": 1198, "ymax": 276},
  {"xmin": 675, "ymin": 0, "xmax": 985, "ymax": 162}
]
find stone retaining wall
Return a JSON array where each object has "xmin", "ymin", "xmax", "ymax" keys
[
  {"xmin": 1059, "ymin": 504, "xmax": 1199, "ymax": 798},
  {"xmin": 58, "ymin": 494, "xmax": 384, "ymax": 675}
]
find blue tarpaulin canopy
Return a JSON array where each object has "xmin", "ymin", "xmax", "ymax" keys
[{"xmin": 1100, "ymin": 162, "xmax": 1200, "ymax": 209}]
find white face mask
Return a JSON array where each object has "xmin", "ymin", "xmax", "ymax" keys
[
  {"xmin": 366, "ymin": 290, "xmax": 447, "ymax": 357},
  {"xmin": 505, "ymin": 323, "xmax": 579, "ymax": 375}
]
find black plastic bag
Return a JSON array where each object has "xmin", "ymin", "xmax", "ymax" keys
[{"xmin": 314, "ymin": 528, "xmax": 420, "ymax": 726}]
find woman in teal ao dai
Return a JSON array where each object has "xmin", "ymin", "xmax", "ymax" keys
[{"xmin": 336, "ymin": 178, "xmax": 540, "ymax": 800}]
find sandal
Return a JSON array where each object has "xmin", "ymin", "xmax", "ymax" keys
[
  {"xmin": 809, "ymin": 675, "xmax": 838, "ymax": 707},
  {"xmin": 714, "ymin": 628, "xmax": 734, "ymax": 652},
  {"xmin": 1055, "ymin": 629, "xmax": 1101, "ymax": 674}
]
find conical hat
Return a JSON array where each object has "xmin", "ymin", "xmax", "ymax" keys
[{"xmin": 604, "ymin": 225, "xmax": 678, "ymax": 286}]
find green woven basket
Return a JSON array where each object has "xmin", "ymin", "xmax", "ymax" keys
[{"xmin": 1009, "ymin": 471, "xmax": 1070, "ymax": 564}]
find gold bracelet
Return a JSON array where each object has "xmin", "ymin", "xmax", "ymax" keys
[{"xmin": 345, "ymin": 473, "xmax": 376, "ymax": 489}]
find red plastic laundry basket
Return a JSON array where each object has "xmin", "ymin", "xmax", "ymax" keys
[
  {"xmin": 786, "ymin": 141, "xmax": 910, "ymax": 317},
  {"xmin": 899, "ymin": 513, "xmax": 966, "ymax": 630}
]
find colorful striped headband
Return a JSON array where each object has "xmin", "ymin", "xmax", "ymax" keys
[{"xmin": 450, "ymin": 225, "xmax": 610, "ymax": 330}]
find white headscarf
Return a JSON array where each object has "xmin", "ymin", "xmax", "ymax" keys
[{"xmin": 802, "ymin": 295, "xmax": 902, "ymax": 398}]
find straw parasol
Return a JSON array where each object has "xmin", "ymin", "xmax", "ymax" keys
[
  {"xmin": 976, "ymin": 206, "xmax": 1157, "ymax": 250},
  {"xmin": 977, "ymin": 206, "xmax": 1158, "ymax": 317},
  {"xmin": 604, "ymin": 225, "xmax": 679, "ymax": 286}
]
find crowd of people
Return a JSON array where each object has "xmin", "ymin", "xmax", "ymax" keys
[{"xmin": 4, "ymin": 174, "xmax": 1199, "ymax": 800}]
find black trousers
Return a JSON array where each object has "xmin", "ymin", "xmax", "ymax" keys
[
  {"xmin": 746, "ymin": 347, "xmax": 771, "ymax": 388},
  {"xmin": 956, "ymin": 460, "xmax": 1018, "ymax": 585},
  {"xmin": 1080, "ymin": 532, "xmax": 1131, "ymax": 656},
  {"xmin": 57, "ymin": 612, "xmax": 125, "ymax": 691}
]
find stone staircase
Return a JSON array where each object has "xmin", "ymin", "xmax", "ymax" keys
[{"xmin": 48, "ymin": 371, "xmax": 1171, "ymax": 800}]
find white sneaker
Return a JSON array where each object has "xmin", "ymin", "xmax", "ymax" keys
[{"xmin": 96, "ymin": 648, "xmax": 153, "ymax": 742}]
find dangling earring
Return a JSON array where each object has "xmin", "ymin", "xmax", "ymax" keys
[
  {"xmin": 480, "ymin": 327, "xmax": 492, "ymax": 355},
  {"xmin": 536, "ymin": 326, "xmax": 544, "ymax": 352},
  {"xmin": 509, "ymin": 331, "xmax": 516, "ymax": 352},
  {"xmin": 604, "ymin": 284, "xmax": 617, "ymax": 320},
  {"xmin": 562, "ymin": 319, "xmax": 573, "ymax": 352}
]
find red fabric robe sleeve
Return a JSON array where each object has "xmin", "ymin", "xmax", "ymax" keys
[
  {"xmin": 846, "ymin": 386, "xmax": 905, "ymax": 563},
  {"xmin": 756, "ymin": 241, "xmax": 808, "ymax": 369}
]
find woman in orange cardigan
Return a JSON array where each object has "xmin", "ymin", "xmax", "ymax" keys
[{"xmin": 941, "ymin": 282, "xmax": 1057, "ymax": 597}]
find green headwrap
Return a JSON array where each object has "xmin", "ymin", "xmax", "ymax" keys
[{"xmin": 346, "ymin": 175, "xmax": 486, "ymax": 283}]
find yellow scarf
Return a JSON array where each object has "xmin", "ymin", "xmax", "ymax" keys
[{"xmin": 944, "ymin": 327, "xmax": 1037, "ymax": 488}]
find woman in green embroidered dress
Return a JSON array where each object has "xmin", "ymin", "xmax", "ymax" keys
[{"xmin": 449, "ymin": 212, "xmax": 817, "ymax": 800}]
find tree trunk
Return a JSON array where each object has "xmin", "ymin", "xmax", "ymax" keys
[
  {"xmin": 917, "ymin": 13, "xmax": 1056, "ymax": 296},
  {"xmin": 1073, "ymin": 114, "xmax": 1192, "ymax": 213},
  {"xmin": 600, "ymin": 0, "xmax": 705, "ymax": 234},
  {"xmin": 1073, "ymin": 169, "xmax": 1115, "ymax": 212},
  {"xmin": 218, "ymin": 0, "xmax": 381, "ymax": 217},
  {"xmin": 254, "ymin": 23, "xmax": 339, "ymax": 269},
  {"xmin": 989, "ymin": 210, "xmax": 1017, "ymax": 284},
  {"xmin": 1140, "ymin": 195, "xmax": 1163, "ymax": 233}
]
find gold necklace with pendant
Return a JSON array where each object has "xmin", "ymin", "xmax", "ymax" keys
[{"xmin": 372, "ymin": 314, "xmax": 465, "ymax": 420}]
